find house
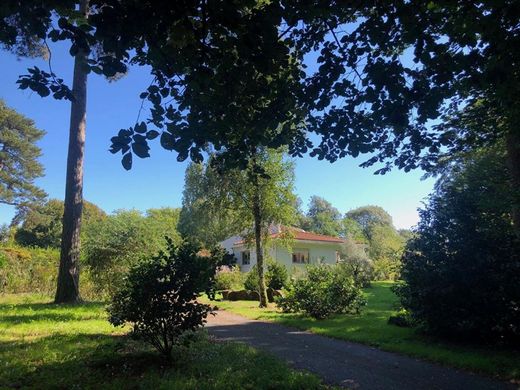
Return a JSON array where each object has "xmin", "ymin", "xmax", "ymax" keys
[{"xmin": 220, "ymin": 226, "xmax": 345, "ymax": 272}]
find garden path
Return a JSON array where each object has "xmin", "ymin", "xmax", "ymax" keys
[{"xmin": 206, "ymin": 310, "xmax": 515, "ymax": 390}]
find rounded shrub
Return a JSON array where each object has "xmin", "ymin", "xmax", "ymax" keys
[
  {"xmin": 108, "ymin": 239, "xmax": 224, "ymax": 359},
  {"xmin": 277, "ymin": 264, "xmax": 366, "ymax": 319}
]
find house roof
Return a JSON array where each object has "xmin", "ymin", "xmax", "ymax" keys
[{"xmin": 233, "ymin": 226, "xmax": 345, "ymax": 246}]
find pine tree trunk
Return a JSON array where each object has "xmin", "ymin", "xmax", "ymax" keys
[
  {"xmin": 505, "ymin": 129, "xmax": 520, "ymax": 236},
  {"xmin": 55, "ymin": 0, "xmax": 89, "ymax": 303},
  {"xmin": 252, "ymin": 167, "xmax": 268, "ymax": 308}
]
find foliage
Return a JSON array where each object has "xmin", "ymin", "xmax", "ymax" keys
[
  {"xmin": 345, "ymin": 206, "xmax": 404, "ymax": 280},
  {"xmin": 13, "ymin": 198, "xmax": 106, "ymax": 248},
  {"xmin": 243, "ymin": 260, "xmax": 288, "ymax": 292},
  {"xmin": 206, "ymin": 281, "xmax": 520, "ymax": 380},
  {"xmin": 338, "ymin": 238, "xmax": 373, "ymax": 287},
  {"xmin": 82, "ymin": 208, "xmax": 181, "ymax": 297},
  {"xmin": 244, "ymin": 264, "xmax": 260, "ymax": 293},
  {"xmin": 367, "ymin": 224, "xmax": 404, "ymax": 280},
  {"xmin": 341, "ymin": 217, "xmax": 366, "ymax": 243},
  {"xmin": 178, "ymin": 162, "xmax": 239, "ymax": 247},
  {"xmin": 346, "ymin": 206, "xmax": 394, "ymax": 233},
  {"xmin": 277, "ymin": 264, "xmax": 365, "ymax": 319},
  {"xmin": 0, "ymin": 244, "xmax": 96, "ymax": 298},
  {"xmin": 214, "ymin": 265, "xmax": 245, "ymax": 291},
  {"xmin": 0, "ymin": 100, "xmax": 46, "ymax": 207},
  {"xmin": 395, "ymin": 145, "xmax": 520, "ymax": 343},
  {"xmin": 302, "ymin": 196, "xmax": 342, "ymax": 236},
  {"xmin": 108, "ymin": 239, "xmax": 222, "ymax": 359},
  {"xmin": 0, "ymin": 295, "xmax": 328, "ymax": 390},
  {"xmin": 266, "ymin": 260, "xmax": 289, "ymax": 290}
]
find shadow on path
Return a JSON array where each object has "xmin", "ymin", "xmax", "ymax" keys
[{"xmin": 206, "ymin": 310, "xmax": 515, "ymax": 390}]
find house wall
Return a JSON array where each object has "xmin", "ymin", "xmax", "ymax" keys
[{"xmin": 232, "ymin": 241, "xmax": 340, "ymax": 273}]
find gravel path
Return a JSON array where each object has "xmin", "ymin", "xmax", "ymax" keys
[{"xmin": 206, "ymin": 310, "xmax": 515, "ymax": 390}]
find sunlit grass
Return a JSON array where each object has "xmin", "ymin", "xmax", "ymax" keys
[
  {"xmin": 0, "ymin": 294, "xmax": 332, "ymax": 389},
  {"xmin": 202, "ymin": 281, "xmax": 520, "ymax": 380}
]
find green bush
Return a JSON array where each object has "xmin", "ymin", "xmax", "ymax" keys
[
  {"xmin": 108, "ymin": 239, "xmax": 222, "ymax": 359},
  {"xmin": 244, "ymin": 261, "xmax": 288, "ymax": 292},
  {"xmin": 339, "ymin": 256, "xmax": 374, "ymax": 288},
  {"xmin": 82, "ymin": 208, "xmax": 181, "ymax": 297},
  {"xmin": 277, "ymin": 264, "xmax": 366, "ymax": 319},
  {"xmin": 215, "ymin": 265, "xmax": 244, "ymax": 290},
  {"xmin": 0, "ymin": 245, "xmax": 97, "ymax": 298},
  {"xmin": 395, "ymin": 147, "xmax": 520, "ymax": 343},
  {"xmin": 266, "ymin": 260, "xmax": 288, "ymax": 290},
  {"xmin": 244, "ymin": 264, "xmax": 260, "ymax": 292}
]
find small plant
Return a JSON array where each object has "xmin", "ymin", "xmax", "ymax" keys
[
  {"xmin": 215, "ymin": 265, "xmax": 245, "ymax": 290},
  {"xmin": 244, "ymin": 264, "xmax": 260, "ymax": 292},
  {"xmin": 277, "ymin": 264, "xmax": 366, "ymax": 319},
  {"xmin": 244, "ymin": 261, "xmax": 288, "ymax": 292},
  {"xmin": 266, "ymin": 260, "xmax": 288, "ymax": 290},
  {"xmin": 108, "ymin": 239, "xmax": 223, "ymax": 360},
  {"xmin": 338, "ymin": 255, "xmax": 374, "ymax": 288}
]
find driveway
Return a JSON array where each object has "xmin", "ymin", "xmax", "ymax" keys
[{"xmin": 206, "ymin": 310, "xmax": 515, "ymax": 390}]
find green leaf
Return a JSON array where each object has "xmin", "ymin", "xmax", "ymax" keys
[
  {"xmin": 132, "ymin": 141, "xmax": 150, "ymax": 158},
  {"xmin": 146, "ymin": 130, "xmax": 160, "ymax": 140},
  {"xmin": 122, "ymin": 153, "xmax": 132, "ymax": 170},
  {"xmin": 135, "ymin": 121, "xmax": 147, "ymax": 134}
]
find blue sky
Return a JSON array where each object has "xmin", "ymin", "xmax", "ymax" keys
[{"xmin": 0, "ymin": 44, "xmax": 434, "ymax": 229}]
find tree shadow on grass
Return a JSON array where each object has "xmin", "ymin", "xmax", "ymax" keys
[
  {"xmin": 0, "ymin": 332, "xmax": 170, "ymax": 389},
  {"xmin": 0, "ymin": 301, "xmax": 107, "ymax": 324}
]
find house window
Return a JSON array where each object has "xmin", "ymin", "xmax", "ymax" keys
[
  {"xmin": 241, "ymin": 251, "xmax": 250, "ymax": 265},
  {"xmin": 292, "ymin": 249, "xmax": 309, "ymax": 264}
]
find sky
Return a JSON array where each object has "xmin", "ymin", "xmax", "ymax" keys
[{"xmin": 0, "ymin": 43, "xmax": 435, "ymax": 230}]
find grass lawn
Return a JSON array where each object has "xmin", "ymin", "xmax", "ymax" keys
[
  {"xmin": 0, "ymin": 294, "xmax": 332, "ymax": 389},
  {"xmin": 202, "ymin": 281, "xmax": 520, "ymax": 381}
]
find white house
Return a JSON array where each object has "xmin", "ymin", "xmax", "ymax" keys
[{"xmin": 220, "ymin": 226, "xmax": 345, "ymax": 272}]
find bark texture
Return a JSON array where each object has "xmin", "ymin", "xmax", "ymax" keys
[
  {"xmin": 252, "ymin": 168, "xmax": 268, "ymax": 308},
  {"xmin": 55, "ymin": 0, "xmax": 89, "ymax": 303}
]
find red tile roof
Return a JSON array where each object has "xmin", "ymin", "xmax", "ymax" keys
[
  {"xmin": 233, "ymin": 227, "xmax": 345, "ymax": 245},
  {"xmin": 289, "ymin": 230, "xmax": 345, "ymax": 243}
]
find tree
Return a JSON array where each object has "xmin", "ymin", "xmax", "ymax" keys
[
  {"xmin": 178, "ymin": 163, "xmax": 238, "ymax": 247},
  {"xmin": 284, "ymin": 3, "xmax": 520, "ymax": 231},
  {"xmin": 192, "ymin": 149, "xmax": 297, "ymax": 307},
  {"xmin": 304, "ymin": 196, "xmax": 342, "ymax": 236},
  {"xmin": 0, "ymin": 100, "xmax": 46, "ymax": 207},
  {"xmin": 345, "ymin": 206, "xmax": 403, "ymax": 279},
  {"xmin": 14, "ymin": 198, "xmax": 106, "ymax": 248},
  {"xmin": 395, "ymin": 143, "xmax": 520, "ymax": 342},
  {"xmin": 340, "ymin": 217, "xmax": 366, "ymax": 243},
  {"xmin": 229, "ymin": 148, "xmax": 297, "ymax": 307},
  {"xmin": 345, "ymin": 206, "xmax": 394, "ymax": 233}
]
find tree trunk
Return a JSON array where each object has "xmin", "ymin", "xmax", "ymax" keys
[
  {"xmin": 55, "ymin": 0, "xmax": 89, "ymax": 303},
  {"xmin": 252, "ymin": 169, "xmax": 268, "ymax": 308},
  {"xmin": 505, "ymin": 129, "xmax": 520, "ymax": 236}
]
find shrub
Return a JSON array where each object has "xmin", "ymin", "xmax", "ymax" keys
[
  {"xmin": 82, "ymin": 208, "xmax": 181, "ymax": 297},
  {"xmin": 244, "ymin": 261, "xmax": 289, "ymax": 292},
  {"xmin": 0, "ymin": 244, "xmax": 98, "ymax": 298},
  {"xmin": 244, "ymin": 264, "xmax": 260, "ymax": 292},
  {"xmin": 339, "ymin": 256, "xmax": 373, "ymax": 287},
  {"xmin": 338, "ymin": 237, "xmax": 374, "ymax": 287},
  {"xmin": 395, "ymin": 147, "xmax": 520, "ymax": 343},
  {"xmin": 266, "ymin": 260, "xmax": 288, "ymax": 290},
  {"xmin": 277, "ymin": 264, "xmax": 366, "ymax": 319},
  {"xmin": 108, "ymin": 239, "xmax": 222, "ymax": 359},
  {"xmin": 215, "ymin": 265, "xmax": 244, "ymax": 290}
]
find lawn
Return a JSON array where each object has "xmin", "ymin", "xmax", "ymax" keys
[
  {"xmin": 203, "ymin": 281, "xmax": 520, "ymax": 381},
  {"xmin": 0, "ymin": 294, "xmax": 331, "ymax": 389}
]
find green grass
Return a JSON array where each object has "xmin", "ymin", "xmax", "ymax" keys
[
  {"xmin": 203, "ymin": 282, "xmax": 520, "ymax": 381},
  {"xmin": 0, "ymin": 294, "xmax": 332, "ymax": 389}
]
